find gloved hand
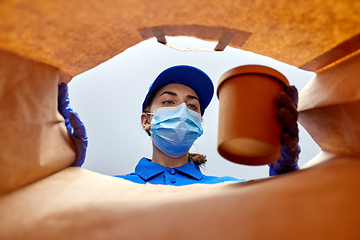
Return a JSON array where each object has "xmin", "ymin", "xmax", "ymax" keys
[
  {"xmin": 269, "ymin": 85, "xmax": 300, "ymax": 175},
  {"xmin": 58, "ymin": 82, "xmax": 88, "ymax": 167}
]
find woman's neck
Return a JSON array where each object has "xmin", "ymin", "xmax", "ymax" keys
[{"xmin": 151, "ymin": 143, "xmax": 189, "ymax": 168}]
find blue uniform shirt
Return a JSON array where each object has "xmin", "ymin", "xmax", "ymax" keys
[{"xmin": 114, "ymin": 157, "xmax": 244, "ymax": 186}]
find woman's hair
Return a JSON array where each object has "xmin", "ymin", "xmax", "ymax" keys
[
  {"xmin": 188, "ymin": 153, "xmax": 207, "ymax": 166},
  {"xmin": 143, "ymin": 92, "xmax": 207, "ymax": 166}
]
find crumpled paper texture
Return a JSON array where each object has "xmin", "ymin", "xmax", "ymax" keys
[
  {"xmin": 0, "ymin": 0, "xmax": 360, "ymax": 75},
  {"xmin": 299, "ymin": 51, "xmax": 360, "ymax": 157},
  {"xmin": 0, "ymin": 49, "xmax": 75, "ymax": 195},
  {"xmin": 0, "ymin": 157, "xmax": 359, "ymax": 239},
  {"xmin": 1, "ymin": 0, "xmax": 360, "ymax": 238}
]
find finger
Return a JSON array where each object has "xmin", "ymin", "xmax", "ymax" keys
[
  {"xmin": 58, "ymin": 83, "xmax": 73, "ymax": 118},
  {"xmin": 281, "ymin": 133, "xmax": 300, "ymax": 156},
  {"xmin": 276, "ymin": 92, "xmax": 298, "ymax": 121},
  {"xmin": 68, "ymin": 111, "xmax": 88, "ymax": 167},
  {"xmin": 277, "ymin": 108, "xmax": 299, "ymax": 138},
  {"xmin": 72, "ymin": 141, "xmax": 87, "ymax": 167},
  {"xmin": 58, "ymin": 82, "xmax": 68, "ymax": 103},
  {"xmin": 72, "ymin": 151, "xmax": 86, "ymax": 167},
  {"xmin": 285, "ymin": 85, "xmax": 299, "ymax": 105},
  {"xmin": 68, "ymin": 111, "xmax": 87, "ymax": 140}
]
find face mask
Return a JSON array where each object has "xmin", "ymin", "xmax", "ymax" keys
[{"xmin": 149, "ymin": 103, "xmax": 203, "ymax": 158}]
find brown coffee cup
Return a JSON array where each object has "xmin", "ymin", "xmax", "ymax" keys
[{"xmin": 217, "ymin": 65, "xmax": 289, "ymax": 165}]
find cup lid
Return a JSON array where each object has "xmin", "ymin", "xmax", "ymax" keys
[{"xmin": 217, "ymin": 65, "xmax": 290, "ymax": 97}]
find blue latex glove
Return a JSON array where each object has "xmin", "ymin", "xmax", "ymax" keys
[
  {"xmin": 58, "ymin": 82, "xmax": 88, "ymax": 167},
  {"xmin": 270, "ymin": 85, "xmax": 300, "ymax": 175}
]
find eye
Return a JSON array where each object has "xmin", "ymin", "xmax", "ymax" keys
[
  {"xmin": 163, "ymin": 100, "xmax": 174, "ymax": 105},
  {"xmin": 187, "ymin": 104, "xmax": 198, "ymax": 111}
]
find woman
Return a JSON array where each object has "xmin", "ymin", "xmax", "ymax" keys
[{"xmin": 58, "ymin": 65, "xmax": 300, "ymax": 185}]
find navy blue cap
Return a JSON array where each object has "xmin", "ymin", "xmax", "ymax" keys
[{"xmin": 142, "ymin": 65, "xmax": 214, "ymax": 116}]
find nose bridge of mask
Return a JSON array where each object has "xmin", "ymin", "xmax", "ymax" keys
[{"xmin": 153, "ymin": 102, "xmax": 202, "ymax": 121}]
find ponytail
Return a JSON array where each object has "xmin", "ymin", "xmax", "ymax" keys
[{"xmin": 188, "ymin": 153, "xmax": 207, "ymax": 166}]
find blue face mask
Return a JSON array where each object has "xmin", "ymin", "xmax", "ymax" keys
[{"xmin": 150, "ymin": 103, "xmax": 203, "ymax": 158}]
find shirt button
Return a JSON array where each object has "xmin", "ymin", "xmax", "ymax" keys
[
  {"xmin": 170, "ymin": 179, "xmax": 176, "ymax": 184},
  {"xmin": 170, "ymin": 169, "xmax": 176, "ymax": 175}
]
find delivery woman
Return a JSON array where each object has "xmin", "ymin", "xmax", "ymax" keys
[{"xmin": 58, "ymin": 65, "xmax": 300, "ymax": 185}]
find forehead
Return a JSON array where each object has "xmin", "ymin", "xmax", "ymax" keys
[{"xmin": 155, "ymin": 83, "xmax": 199, "ymax": 98}]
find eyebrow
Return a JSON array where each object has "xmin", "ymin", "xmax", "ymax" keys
[
  {"xmin": 160, "ymin": 91, "xmax": 177, "ymax": 97},
  {"xmin": 160, "ymin": 91, "xmax": 200, "ymax": 103}
]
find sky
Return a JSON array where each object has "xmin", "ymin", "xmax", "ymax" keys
[{"xmin": 68, "ymin": 36, "xmax": 321, "ymax": 180}]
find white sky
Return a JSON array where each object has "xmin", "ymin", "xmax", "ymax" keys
[{"xmin": 69, "ymin": 36, "xmax": 321, "ymax": 180}]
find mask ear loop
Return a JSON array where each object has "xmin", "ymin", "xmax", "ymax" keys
[{"xmin": 143, "ymin": 112, "xmax": 154, "ymax": 136}]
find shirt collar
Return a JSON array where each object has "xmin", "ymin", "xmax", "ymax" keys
[
  {"xmin": 135, "ymin": 157, "xmax": 204, "ymax": 181},
  {"xmin": 174, "ymin": 161, "xmax": 203, "ymax": 180},
  {"xmin": 135, "ymin": 157, "xmax": 165, "ymax": 181}
]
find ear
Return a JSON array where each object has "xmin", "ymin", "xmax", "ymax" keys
[{"xmin": 141, "ymin": 113, "xmax": 151, "ymax": 131}]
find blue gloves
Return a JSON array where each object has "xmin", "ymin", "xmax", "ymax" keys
[
  {"xmin": 58, "ymin": 82, "xmax": 88, "ymax": 167},
  {"xmin": 270, "ymin": 85, "xmax": 300, "ymax": 175}
]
